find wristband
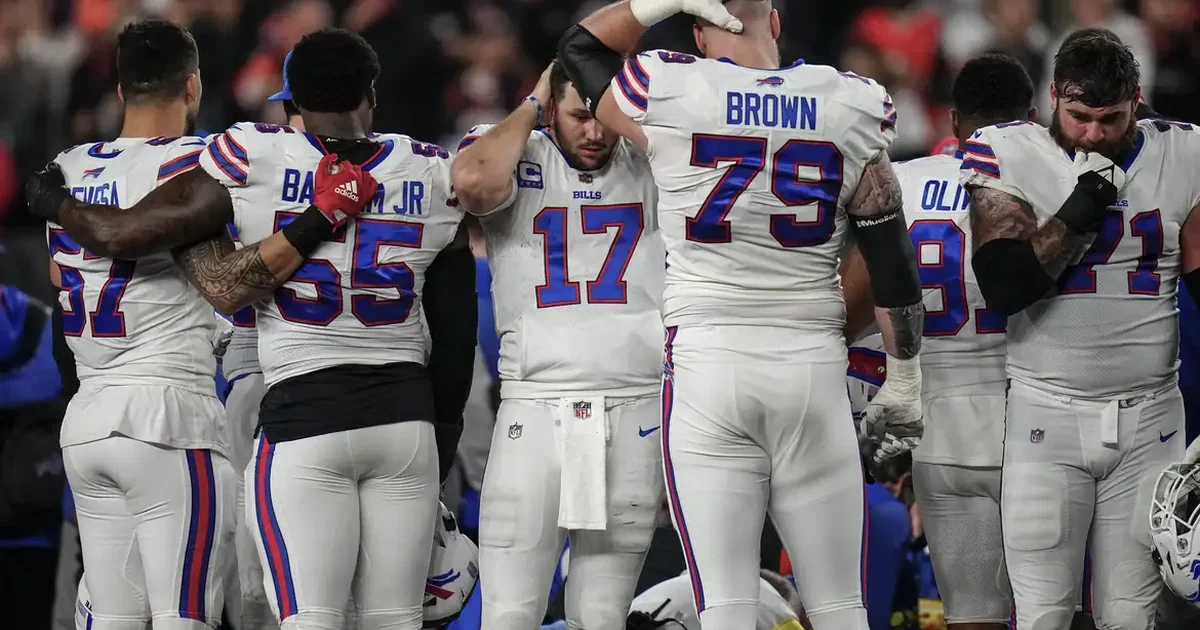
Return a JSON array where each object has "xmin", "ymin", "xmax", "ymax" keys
[
  {"xmin": 524, "ymin": 96, "xmax": 545, "ymax": 127},
  {"xmin": 630, "ymin": 0, "xmax": 676, "ymax": 27},
  {"xmin": 281, "ymin": 205, "xmax": 335, "ymax": 258}
]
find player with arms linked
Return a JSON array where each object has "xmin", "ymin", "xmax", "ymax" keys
[
  {"xmin": 557, "ymin": 2, "xmax": 926, "ymax": 629},
  {"xmin": 25, "ymin": 19, "xmax": 243, "ymax": 630},
  {"xmin": 845, "ymin": 53, "xmax": 1036, "ymax": 630},
  {"xmin": 28, "ymin": 29, "xmax": 478, "ymax": 630},
  {"xmin": 962, "ymin": 33, "xmax": 1200, "ymax": 630},
  {"xmin": 451, "ymin": 61, "xmax": 664, "ymax": 630}
]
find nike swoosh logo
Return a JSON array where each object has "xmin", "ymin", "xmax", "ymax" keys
[
  {"xmin": 1161, "ymin": 430, "xmax": 1179, "ymax": 443},
  {"xmin": 638, "ymin": 426, "xmax": 660, "ymax": 438}
]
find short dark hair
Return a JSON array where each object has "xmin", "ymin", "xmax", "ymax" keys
[
  {"xmin": 550, "ymin": 60, "xmax": 571, "ymax": 103},
  {"xmin": 952, "ymin": 53, "xmax": 1033, "ymax": 124},
  {"xmin": 1053, "ymin": 30, "xmax": 1140, "ymax": 107},
  {"xmin": 282, "ymin": 100, "xmax": 301, "ymax": 120},
  {"xmin": 116, "ymin": 19, "xmax": 198, "ymax": 102},
  {"xmin": 287, "ymin": 29, "xmax": 380, "ymax": 113}
]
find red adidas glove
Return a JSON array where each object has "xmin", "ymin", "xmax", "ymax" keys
[{"xmin": 312, "ymin": 152, "xmax": 379, "ymax": 229}]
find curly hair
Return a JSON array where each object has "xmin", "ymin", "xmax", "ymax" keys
[
  {"xmin": 116, "ymin": 19, "xmax": 199, "ymax": 102},
  {"xmin": 952, "ymin": 53, "xmax": 1033, "ymax": 124},
  {"xmin": 1053, "ymin": 30, "xmax": 1140, "ymax": 107},
  {"xmin": 287, "ymin": 29, "xmax": 381, "ymax": 113}
]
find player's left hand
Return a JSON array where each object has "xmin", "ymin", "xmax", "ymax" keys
[
  {"xmin": 629, "ymin": 0, "xmax": 743, "ymax": 32},
  {"xmin": 25, "ymin": 161, "xmax": 71, "ymax": 223},
  {"xmin": 859, "ymin": 355, "xmax": 923, "ymax": 464}
]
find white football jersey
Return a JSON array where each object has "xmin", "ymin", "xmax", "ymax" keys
[
  {"xmin": 897, "ymin": 153, "xmax": 1006, "ymax": 466},
  {"xmin": 960, "ymin": 119, "xmax": 1200, "ymax": 398},
  {"xmin": 220, "ymin": 223, "xmax": 261, "ymax": 381},
  {"xmin": 629, "ymin": 571, "xmax": 800, "ymax": 630},
  {"xmin": 199, "ymin": 123, "xmax": 464, "ymax": 387},
  {"xmin": 459, "ymin": 126, "xmax": 663, "ymax": 398},
  {"xmin": 610, "ymin": 51, "xmax": 897, "ymax": 331},
  {"xmin": 49, "ymin": 137, "xmax": 218, "ymax": 391}
]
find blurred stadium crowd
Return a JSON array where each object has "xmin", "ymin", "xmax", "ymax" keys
[{"xmin": 2, "ymin": 0, "xmax": 1200, "ymax": 629}]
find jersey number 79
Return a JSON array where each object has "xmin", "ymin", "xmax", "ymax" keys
[{"xmin": 686, "ymin": 134, "xmax": 842, "ymax": 247}]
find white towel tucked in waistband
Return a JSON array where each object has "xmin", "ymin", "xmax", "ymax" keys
[{"xmin": 557, "ymin": 397, "xmax": 608, "ymax": 530}]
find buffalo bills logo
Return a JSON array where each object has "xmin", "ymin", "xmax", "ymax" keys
[
  {"xmin": 82, "ymin": 167, "xmax": 105, "ymax": 180},
  {"xmin": 756, "ymin": 76, "xmax": 785, "ymax": 87}
]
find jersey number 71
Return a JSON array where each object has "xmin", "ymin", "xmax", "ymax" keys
[{"xmin": 686, "ymin": 134, "xmax": 842, "ymax": 247}]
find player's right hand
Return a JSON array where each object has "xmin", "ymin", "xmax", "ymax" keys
[
  {"xmin": 859, "ymin": 355, "xmax": 924, "ymax": 464},
  {"xmin": 25, "ymin": 161, "xmax": 70, "ymax": 223},
  {"xmin": 311, "ymin": 152, "xmax": 380, "ymax": 230},
  {"xmin": 531, "ymin": 63, "xmax": 555, "ymax": 110},
  {"xmin": 629, "ymin": 0, "xmax": 743, "ymax": 32},
  {"xmin": 1071, "ymin": 149, "xmax": 1126, "ymax": 205}
]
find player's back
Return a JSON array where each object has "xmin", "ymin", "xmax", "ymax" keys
[
  {"xmin": 204, "ymin": 123, "xmax": 463, "ymax": 387},
  {"xmin": 897, "ymin": 152, "xmax": 1007, "ymax": 465},
  {"xmin": 612, "ymin": 51, "xmax": 897, "ymax": 331},
  {"xmin": 464, "ymin": 126, "xmax": 664, "ymax": 398},
  {"xmin": 961, "ymin": 119, "xmax": 1200, "ymax": 398},
  {"xmin": 50, "ymin": 137, "xmax": 217, "ymax": 391}
]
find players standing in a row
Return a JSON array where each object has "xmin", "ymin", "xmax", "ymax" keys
[
  {"xmin": 557, "ymin": 1, "xmax": 926, "ymax": 629},
  {"xmin": 29, "ymin": 28, "xmax": 478, "ymax": 630},
  {"xmin": 451, "ymin": 62, "xmax": 665, "ymax": 630},
  {"xmin": 876, "ymin": 54, "xmax": 1035, "ymax": 630},
  {"xmin": 962, "ymin": 32, "xmax": 1200, "ymax": 630}
]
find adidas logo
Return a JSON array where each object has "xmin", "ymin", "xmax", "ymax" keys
[{"xmin": 334, "ymin": 180, "xmax": 359, "ymax": 203}]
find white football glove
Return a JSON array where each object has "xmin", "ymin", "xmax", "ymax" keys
[
  {"xmin": 212, "ymin": 314, "xmax": 234, "ymax": 365},
  {"xmin": 1182, "ymin": 435, "xmax": 1200, "ymax": 467},
  {"xmin": 1071, "ymin": 149, "xmax": 1127, "ymax": 194},
  {"xmin": 859, "ymin": 354, "xmax": 923, "ymax": 464},
  {"xmin": 629, "ymin": 0, "xmax": 743, "ymax": 32}
]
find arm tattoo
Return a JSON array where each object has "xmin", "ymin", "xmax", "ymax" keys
[
  {"xmin": 847, "ymin": 152, "xmax": 903, "ymax": 218},
  {"xmin": 887, "ymin": 302, "xmax": 924, "ymax": 359},
  {"xmin": 968, "ymin": 186, "xmax": 1093, "ymax": 280},
  {"xmin": 59, "ymin": 169, "xmax": 233, "ymax": 259},
  {"xmin": 173, "ymin": 234, "xmax": 279, "ymax": 314}
]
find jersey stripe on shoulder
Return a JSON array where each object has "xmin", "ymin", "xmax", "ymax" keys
[
  {"xmin": 960, "ymin": 137, "xmax": 1000, "ymax": 179},
  {"xmin": 206, "ymin": 134, "xmax": 249, "ymax": 186},
  {"xmin": 157, "ymin": 150, "xmax": 202, "ymax": 181},
  {"xmin": 615, "ymin": 58, "xmax": 649, "ymax": 112}
]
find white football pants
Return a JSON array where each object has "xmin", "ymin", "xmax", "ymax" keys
[{"xmin": 662, "ymin": 324, "xmax": 868, "ymax": 630}]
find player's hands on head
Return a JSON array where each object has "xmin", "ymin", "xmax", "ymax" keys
[
  {"xmin": 531, "ymin": 63, "xmax": 555, "ymax": 111},
  {"xmin": 312, "ymin": 152, "xmax": 380, "ymax": 230},
  {"xmin": 25, "ymin": 161, "xmax": 71, "ymax": 223},
  {"xmin": 630, "ymin": 0, "xmax": 743, "ymax": 33}
]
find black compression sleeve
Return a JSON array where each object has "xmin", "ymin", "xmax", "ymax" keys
[
  {"xmin": 849, "ymin": 209, "xmax": 923, "ymax": 308},
  {"xmin": 972, "ymin": 238, "xmax": 1055, "ymax": 315},
  {"xmin": 280, "ymin": 205, "xmax": 336, "ymax": 258},
  {"xmin": 1185, "ymin": 268, "xmax": 1200, "ymax": 308},
  {"xmin": 558, "ymin": 25, "xmax": 625, "ymax": 115},
  {"xmin": 424, "ymin": 242, "xmax": 478, "ymax": 482}
]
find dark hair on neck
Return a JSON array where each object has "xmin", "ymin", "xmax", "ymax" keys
[
  {"xmin": 549, "ymin": 60, "xmax": 571, "ymax": 103},
  {"xmin": 117, "ymin": 19, "xmax": 199, "ymax": 103},
  {"xmin": 287, "ymin": 29, "xmax": 380, "ymax": 113},
  {"xmin": 1053, "ymin": 30, "xmax": 1140, "ymax": 107},
  {"xmin": 952, "ymin": 53, "xmax": 1034, "ymax": 128}
]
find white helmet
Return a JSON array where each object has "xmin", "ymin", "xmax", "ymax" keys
[
  {"xmin": 423, "ymin": 502, "xmax": 479, "ymax": 627},
  {"xmin": 1150, "ymin": 463, "xmax": 1200, "ymax": 605},
  {"xmin": 846, "ymin": 334, "xmax": 886, "ymax": 432}
]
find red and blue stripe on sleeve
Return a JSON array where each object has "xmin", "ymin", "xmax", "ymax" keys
[
  {"xmin": 158, "ymin": 150, "xmax": 202, "ymax": 182},
  {"xmin": 614, "ymin": 55, "xmax": 651, "ymax": 112},
  {"xmin": 206, "ymin": 133, "xmax": 249, "ymax": 186},
  {"xmin": 960, "ymin": 139, "xmax": 1000, "ymax": 179}
]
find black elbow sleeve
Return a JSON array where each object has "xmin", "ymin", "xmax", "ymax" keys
[
  {"xmin": 558, "ymin": 24, "xmax": 625, "ymax": 115},
  {"xmin": 849, "ymin": 209, "xmax": 923, "ymax": 308},
  {"xmin": 972, "ymin": 238, "xmax": 1055, "ymax": 316},
  {"xmin": 424, "ymin": 245, "xmax": 478, "ymax": 481}
]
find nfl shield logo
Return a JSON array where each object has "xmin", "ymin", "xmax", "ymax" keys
[
  {"xmin": 573, "ymin": 401, "xmax": 592, "ymax": 419},
  {"xmin": 507, "ymin": 423, "xmax": 523, "ymax": 440},
  {"xmin": 1030, "ymin": 429, "xmax": 1045, "ymax": 443}
]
